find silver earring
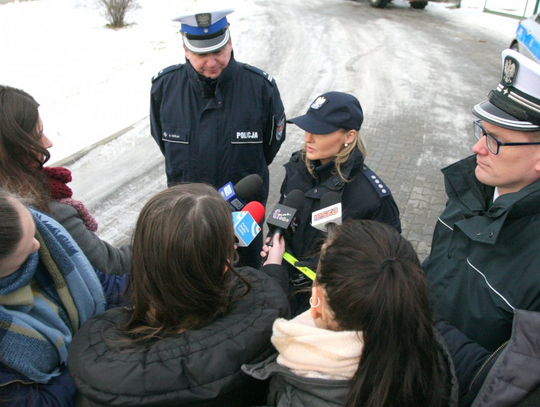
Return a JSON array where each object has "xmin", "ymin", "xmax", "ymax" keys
[
  {"xmin": 309, "ymin": 296, "xmax": 321, "ymax": 308},
  {"xmin": 344, "ymin": 143, "xmax": 349, "ymax": 147}
]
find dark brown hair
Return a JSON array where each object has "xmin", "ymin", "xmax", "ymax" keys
[
  {"xmin": 0, "ymin": 85, "xmax": 50, "ymax": 212},
  {"xmin": 122, "ymin": 183, "xmax": 249, "ymax": 345},
  {"xmin": 0, "ymin": 189, "xmax": 23, "ymax": 263},
  {"xmin": 317, "ymin": 220, "xmax": 449, "ymax": 407}
]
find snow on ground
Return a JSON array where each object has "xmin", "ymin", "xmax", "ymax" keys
[
  {"xmin": 0, "ymin": 0, "xmax": 260, "ymax": 164},
  {"xmin": 0, "ymin": 0, "xmax": 519, "ymax": 165}
]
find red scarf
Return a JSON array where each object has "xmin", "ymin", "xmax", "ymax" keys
[{"xmin": 42, "ymin": 167, "xmax": 98, "ymax": 232}]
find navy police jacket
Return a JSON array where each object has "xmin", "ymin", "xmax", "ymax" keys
[
  {"xmin": 280, "ymin": 149, "xmax": 401, "ymax": 264},
  {"xmin": 150, "ymin": 56, "xmax": 286, "ymax": 197},
  {"xmin": 424, "ymin": 155, "xmax": 540, "ymax": 352}
]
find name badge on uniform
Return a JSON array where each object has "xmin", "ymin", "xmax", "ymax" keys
[
  {"xmin": 231, "ymin": 127, "xmax": 263, "ymax": 144},
  {"xmin": 162, "ymin": 127, "xmax": 189, "ymax": 144}
]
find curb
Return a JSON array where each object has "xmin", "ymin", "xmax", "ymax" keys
[{"xmin": 50, "ymin": 116, "xmax": 149, "ymax": 167}]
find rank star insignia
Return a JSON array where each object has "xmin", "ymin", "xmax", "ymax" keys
[
  {"xmin": 310, "ymin": 96, "xmax": 327, "ymax": 109},
  {"xmin": 502, "ymin": 57, "xmax": 518, "ymax": 85}
]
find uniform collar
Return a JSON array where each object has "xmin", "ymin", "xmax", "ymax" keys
[
  {"xmin": 301, "ymin": 149, "xmax": 365, "ymax": 200},
  {"xmin": 186, "ymin": 55, "xmax": 238, "ymax": 89},
  {"xmin": 443, "ymin": 155, "xmax": 540, "ymax": 219},
  {"xmin": 311, "ymin": 149, "xmax": 364, "ymax": 183},
  {"xmin": 443, "ymin": 155, "xmax": 540, "ymax": 245}
]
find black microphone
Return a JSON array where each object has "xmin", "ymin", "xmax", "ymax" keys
[
  {"xmin": 219, "ymin": 174, "xmax": 263, "ymax": 211},
  {"xmin": 234, "ymin": 174, "xmax": 264, "ymax": 203},
  {"xmin": 266, "ymin": 189, "xmax": 305, "ymax": 247},
  {"xmin": 311, "ymin": 191, "xmax": 342, "ymax": 237}
]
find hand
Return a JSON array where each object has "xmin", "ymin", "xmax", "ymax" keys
[
  {"xmin": 260, "ymin": 236, "xmax": 271, "ymax": 260},
  {"xmin": 262, "ymin": 234, "xmax": 285, "ymax": 265}
]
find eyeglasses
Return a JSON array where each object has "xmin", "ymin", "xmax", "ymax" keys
[{"xmin": 474, "ymin": 120, "xmax": 540, "ymax": 155}]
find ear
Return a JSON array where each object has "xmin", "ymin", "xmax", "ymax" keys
[
  {"xmin": 310, "ymin": 286, "xmax": 323, "ymax": 321},
  {"xmin": 534, "ymin": 149, "xmax": 540, "ymax": 174},
  {"xmin": 345, "ymin": 129, "xmax": 357, "ymax": 145},
  {"xmin": 183, "ymin": 44, "xmax": 190, "ymax": 57}
]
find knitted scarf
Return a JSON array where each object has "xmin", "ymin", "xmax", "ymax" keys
[
  {"xmin": 271, "ymin": 310, "xmax": 364, "ymax": 380},
  {"xmin": 43, "ymin": 166, "xmax": 98, "ymax": 232},
  {"xmin": 0, "ymin": 209, "xmax": 106, "ymax": 383}
]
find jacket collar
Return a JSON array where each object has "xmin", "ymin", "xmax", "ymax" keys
[
  {"xmin": 288, "ymin": 149, "xmax": 364, "ymax": 200},
  {"xmin": 443, "ymin": 155, "xmax": 540, "ymax": 219},
  {"xmin": 185, "ymin": 55, "xmax": 238, "ymax": 92},
  {"xmin": 442, "ymin": 155, "xmax": 540, "ymax": 244},
  {"xmin": 312, "ymin": 148, "xmax": 364, "ymax": 181}
]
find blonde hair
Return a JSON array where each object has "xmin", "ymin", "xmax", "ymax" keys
[{"xmin": 303, "ymin": 129, "xmax": 367, "ymax": 182}]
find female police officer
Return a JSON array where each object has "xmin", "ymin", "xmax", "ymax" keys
[{"xmin": 266, "ymin": 91, "xmax": 401, "ymax": 315}]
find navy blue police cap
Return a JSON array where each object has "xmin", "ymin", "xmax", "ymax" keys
[
  {"xmin": 172, "ymin": 7, "xmax": 234, "ymax": 54},
  {"xmin": 288, "ymin": 92, "xmax": 364, "ymax": 134},
  {"xmin": 472, "ymin": 49, "xmax": 540, "ymax": 131}
]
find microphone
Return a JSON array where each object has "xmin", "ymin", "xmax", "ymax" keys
[
  {"xmin": 266, "ymin": 189, "xmax": 305, "ymax": 247},
  {"xmin": 235, "ymin": 174, "xmax": 264, "ymax": 203},
  {"xmin": 232, "ymin": 201, "xmax": 265, "ymax": 247},
  {"xmin": 219, "ymin": 174, "xmax": 264, "ymax": 211},
  {"xmin": 311, "ymin": 191, "xmax": 342, "ymax": 236}
]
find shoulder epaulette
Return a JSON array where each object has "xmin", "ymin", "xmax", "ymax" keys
[
  {"xmin": 290, "ymin": 150, "xmax": 302, "ymax": 163},
  {"xmin": 361, "ymin": 165, "xmax": 392, "ymax": 198},
  {"xmin": 152, "ymin": 64, "xmax": 184, "ymax": 83},
  {"xmin": 243, "ymin": 63, "xmax": 275, "ymax": 84}
]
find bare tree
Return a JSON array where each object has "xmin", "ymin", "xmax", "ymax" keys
[{"xmin": 98, "ymin": 0, "xmax": 139, "ymax": 28}]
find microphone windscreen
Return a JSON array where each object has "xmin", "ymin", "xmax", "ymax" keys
[
  {"xmin": 283, "ymin": 189, "xmax": 305, "ymax": 212},
  {"xmin": 243, "ymin": 201, "xmax": 265, "ymax": 224},
  {"xmin": 234, "ymin": 174, "xmax": 264, "ymax": 201},
  {"xmin": 320, "ymin": 191, "xmax": 341, "ymax": 208}
]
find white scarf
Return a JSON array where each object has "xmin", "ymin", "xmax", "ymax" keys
[{"xmin": 271, "ymin": 310, "xmax": 364, "ymax": 380}]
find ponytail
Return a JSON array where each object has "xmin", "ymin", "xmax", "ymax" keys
[{"xmin": 317, "ymin": 220, "xmax": 449, "ymax": 407}]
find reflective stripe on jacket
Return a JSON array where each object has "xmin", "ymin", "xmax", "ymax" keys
[{"xmin": 424, "ymin": 155, "xmax": 540, "ymax": 351}]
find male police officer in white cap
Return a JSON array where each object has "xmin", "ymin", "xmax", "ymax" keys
[
  {"xmin": 424, "ymin": 49, "xmax": 540, "ymax": 353},
  {"xmin": 150, "ymin": 6, "xmax": 286, "ymax": 268}
]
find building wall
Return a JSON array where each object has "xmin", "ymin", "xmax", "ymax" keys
[{"xmin": 484, "ymin": 0, "xmax": 538, "ymax": 18}]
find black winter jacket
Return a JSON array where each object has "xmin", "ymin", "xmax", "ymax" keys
[
  {"xmin": 424, "ymin": 155, "xmax": 540, "ymax": 351},
  {"xmin": 280, "ymin": 149, "xmax": 401, "ymax": 265},
  {"xmin": 68, "ymin": 266, "xmax": 289, "ymax": 407}
]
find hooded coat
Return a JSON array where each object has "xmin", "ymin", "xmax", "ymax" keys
[{"xmin": 424, "ymin": 155, "xmax": 540, "ymax": 352}]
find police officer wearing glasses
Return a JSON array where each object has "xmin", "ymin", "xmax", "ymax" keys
[
  {"xmin": 424, "ymin": 49, "xmax": 540, "ymax": 355},
  {"xmin": 150, "ymin": 7, "xmax": 286, "ymax": 269}
]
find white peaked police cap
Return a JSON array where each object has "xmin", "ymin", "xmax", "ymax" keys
[
  {"xmin": 172, "ymin": 6, "xmax": 235, "ymax": 54},
  {"xmin": 472, "ymin": 49, "xmax": 540, "ymax": 131}
]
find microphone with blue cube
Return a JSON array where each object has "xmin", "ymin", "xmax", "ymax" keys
[{"xmin": 232, "ymin": 201, "xmax": 265, "ymax": 247}]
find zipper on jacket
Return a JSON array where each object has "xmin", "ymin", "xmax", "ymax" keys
[{"xmin": 469, "ymin": 340, "xmax": 509, "ymax": 391}]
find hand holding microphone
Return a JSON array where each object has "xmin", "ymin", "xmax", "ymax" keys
[
  {"xmin": 262, "ymin": 233, "xmax": 286, "ymax": 266},
  {"xmin": 266, "ymin": 189, "xmax": 305, "ymax": 247}
]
